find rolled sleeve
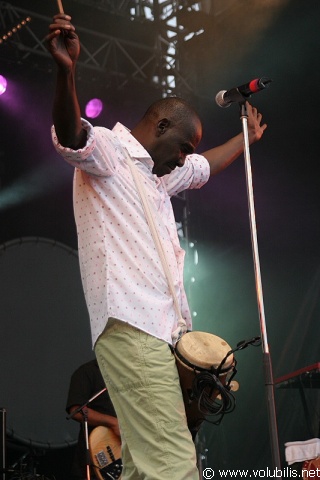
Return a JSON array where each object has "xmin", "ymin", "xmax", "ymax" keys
[
  {"xmin": 51, "ymin": 118, "xmax": 96, "ymax": 163},
  {"xmin": 164, "ymin": 153, "xmax": 210, "ymax": 197},
  {"xmin": 51, "ymin": 119, "xmax": 121, "ymax": 176},
  {"xmin": 186, "ymin": 154, "xmax": 210, "ymax": 189}
]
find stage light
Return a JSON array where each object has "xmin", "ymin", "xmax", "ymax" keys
[
  {"xmin": 85, "ymin": 98, "xmax": 103, "ymax": 118},
  {"xmin": 0, "ymin": 75, "xmax": 7, "ymax": 95},
  {"xmin": 0, "ymin": 16, "xmax": 31, "ymax": 45}
]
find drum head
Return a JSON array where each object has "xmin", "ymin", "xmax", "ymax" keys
[
  {"xmin": 0, "ymin": 238, "xmax": 93, "ymax": 449},
  {"xmin": 177, "ymin": 331, "xmax": 233, "ymax": 370}
]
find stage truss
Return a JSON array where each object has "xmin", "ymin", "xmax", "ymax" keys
[{"xmin": 0, "ymin": 0, "xmax": 209, "ymax": 97}]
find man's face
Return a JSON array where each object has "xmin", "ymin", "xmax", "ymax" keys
[{"xmin": 149, "ymin": 119, "xmax": 202, "ymax": 177}]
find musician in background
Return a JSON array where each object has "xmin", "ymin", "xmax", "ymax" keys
[{"xmin": 66, "ymin": 359, "xmax": 119, "ymax": 480}]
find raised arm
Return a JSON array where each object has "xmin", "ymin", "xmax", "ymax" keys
[
  {"xmin": 201, "ymin": 102, "xmax": 267, "ymax": 176},
  {"xmin": 46, "ymin": 14, "xmax": 86, "ymax": 149}
]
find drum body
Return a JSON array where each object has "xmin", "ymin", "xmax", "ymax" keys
[
  {"xmin": 174, "ymin": 331, "xmax": 235, "ymax": 438},
  {"xmin": 302, "ymin": 457, "xmax": 320, "ymax": 479}
]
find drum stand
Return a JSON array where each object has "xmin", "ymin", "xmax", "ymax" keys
[
  {"xmin": 195, "ymin": 432, "xmax": 208, "ymax": 479},
  {"xmin": 67, "ymin": 388, "xmax": 107, "ymax": 480},
  {"xmin": 239, "ymin": 101, "xmax": 282, "ymax": 473},
  {"xmin": 1, "ymin": 409, "xmax": 6, "ymax": 480},
  {"xmin": 0, "ymin": 408, "xmax": 50, "ymax": 480}
]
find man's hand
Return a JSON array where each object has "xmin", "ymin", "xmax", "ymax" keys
[
  {"xmin": 246, "ymin": 101, "xmax": 267, "ymax": 144},
  {"xmin": 202, "ymin": 101, "xmax": 268, "ymax": 175},
  {"xmin": 46, "ymin": 14, "xmax": 80, "ymax": 72}
]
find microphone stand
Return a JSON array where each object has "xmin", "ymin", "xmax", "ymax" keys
[
  {"xmin": 239, "ymin": 101, "xmax": 282, "ymax": 474},
  {"xmin": 67, "ymin": 388, "xmax": 107, "ymax": 480}
]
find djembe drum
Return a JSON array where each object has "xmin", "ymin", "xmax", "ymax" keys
[{"xmin": 174, "ymin": 331, "xmax": 237, "ymax": 438}]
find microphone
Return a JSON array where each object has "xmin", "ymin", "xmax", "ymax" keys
[{"xmin": 215, "ymin": 77, "xmax": 272, "ymax": 108}]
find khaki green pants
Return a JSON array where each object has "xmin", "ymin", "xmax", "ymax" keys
[{"xmin": 95, "ymin": 318, "xmax": 199, "ymax": 480}]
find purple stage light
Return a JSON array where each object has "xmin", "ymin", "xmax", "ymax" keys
[
  {"xmin": 85, "ymin": 98, "xmax": 103, "ymax": 118},
  {"xmin": 0, "ymin": 75, "xmax": 7, "ymax": 95}
]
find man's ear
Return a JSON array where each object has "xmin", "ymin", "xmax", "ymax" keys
[{"xmin": 156, "ymin": 118, "xmax": 170, "ymax": 136}]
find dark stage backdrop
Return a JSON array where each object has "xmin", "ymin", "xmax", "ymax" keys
[{"xmin": 1, "ymin": 0, "xmax": 320, "ymax": 478}]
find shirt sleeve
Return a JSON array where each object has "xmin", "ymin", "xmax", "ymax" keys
[
  {"xmin": 66, "ymin": 364, "xmax": 94, "ymax": 413},
  {"xmin": 163, "ymin": 153, "xmax": 210, "ymax": 197},
  {"xmin": 66, "ymin": 362, "xmax": 116, "ymax": 417},
  {"xmin": 51, "ymin": 118, "xmax": 123, "ymax": 177}
]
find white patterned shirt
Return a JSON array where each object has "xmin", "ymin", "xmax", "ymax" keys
[{"xmin": 52, "ymin": 120, "xmax": 210, "ymax": 346}]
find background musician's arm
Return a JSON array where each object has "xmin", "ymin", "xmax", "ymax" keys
[{"xmin": 68, "ymin": 405, "xmax": 120, "ymax": 437}]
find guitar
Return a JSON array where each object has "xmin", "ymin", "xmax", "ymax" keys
[{"xmin": 89, "ymin": 426, "xmax": 122, "ymax": 480}]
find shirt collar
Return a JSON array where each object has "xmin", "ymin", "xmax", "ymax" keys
[{"xmin": 112, "ymin": 122, "xmax": 154, "ymax": 170}]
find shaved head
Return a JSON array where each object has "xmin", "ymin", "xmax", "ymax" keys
[
  {"xmin": 131, "ymin": 96, "xmax": 203, "ymax": 177},
  {"xmin": 142, "ymin": 97, "xmax": 202, "ymax": 131}
]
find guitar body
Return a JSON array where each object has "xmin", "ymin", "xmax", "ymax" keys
[{"xmin": 89, "ymin": 426, "xmax": 122, "ymax": 480}]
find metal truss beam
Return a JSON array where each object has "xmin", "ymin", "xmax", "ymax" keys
[
  {"xmin": 0, "ymin": 2, "xmax": 154, "ymax": 85},
  {"xmin": 72, "ymin": 0, "xmax": 152, "ymax": 17},
  {"xmin": 0, "ymin": 1, "xmax": 200, "ymax": 96}
]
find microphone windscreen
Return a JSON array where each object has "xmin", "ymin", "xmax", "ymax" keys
[{"xmin": 215, "ymin": 90, "xmax": 230, "ymax": 108}]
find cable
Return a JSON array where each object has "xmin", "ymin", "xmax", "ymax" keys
[
  {"xmin": 191, "ymin": 369, "xmax": 236, "ymax": 425},
  {"xmin": 189, "ymin": 336, "xmax": 261, "ymax": 425}
]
